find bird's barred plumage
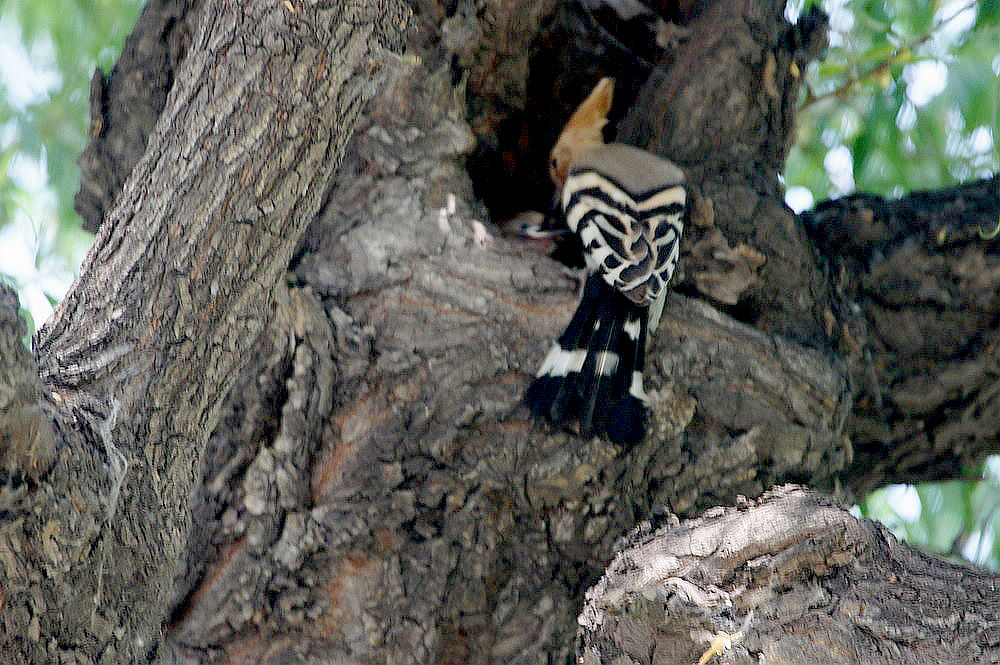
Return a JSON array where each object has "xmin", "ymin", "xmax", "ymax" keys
[
  {"xmin": 525, "ymin": 144, "xmax": 685, "ymax": 445},
  {"xmin": 565, "ymin": 168, "xmax": 684, "ymax": 306}
]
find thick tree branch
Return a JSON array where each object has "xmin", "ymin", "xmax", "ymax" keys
[
  {"xmin": 153, "ymin": 2, "xmax": 858, "ymax": 661},
  {"xmin": 3, "ymin": 1, "xmax": 407, "ymax": 663},
  {"xmin": 579, "ymin": 485, "xmax": 1000, "ymax": 665},
  {"xmin": 804, "ymin": 178, "xmax": 1000, "ymax": 496}
]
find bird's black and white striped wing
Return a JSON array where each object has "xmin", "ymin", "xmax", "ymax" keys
[{"xmin": 563, "ymin": 155, "xmax": 685, "ymax": 307}]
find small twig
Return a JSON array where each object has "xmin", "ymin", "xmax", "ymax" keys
[{"xmin": 802, "ymin": 0, "xmax": 978, "ymax": 109}]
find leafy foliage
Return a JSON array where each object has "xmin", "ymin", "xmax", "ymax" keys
[
  {"xmin": 0, "ymin": 0, "xmax": 142, "ymax": 322},
  {"xmin": 785, "ymin": 0, "xmax": 998, "ymax": 208},
  {"xmin": 864, "ymin": 462, "xmax": 1000, "ymax": 569}
]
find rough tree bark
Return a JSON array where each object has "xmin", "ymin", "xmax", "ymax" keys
[
  {"xmin": 1, "ymin": 0, "xmax": 998, "ymax": 664},
  {"xmin": 579, "ymin": 485, "xmax": 1000, "ymax": 665},
  {"xmin": 2, "ymin": 0, "xmax": 407, "ymax": 662}
]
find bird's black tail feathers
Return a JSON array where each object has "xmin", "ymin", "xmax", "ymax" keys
[{"xmin": 525, "ymin": 273, "xmax": 648, "ymax": 446}]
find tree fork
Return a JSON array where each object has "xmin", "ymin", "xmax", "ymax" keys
[{"xmin": 3, "ymin": 0, "xmax": 1000, "ymax": 663}]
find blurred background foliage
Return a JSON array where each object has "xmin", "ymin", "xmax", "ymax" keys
[
  {"xmin": 0, "ymin": 0, "xmax": 143, "ymax": 331},
  {"xmin": 860, "ymin": 462, "xmax": 1000, "ymax": 570},
  {"xmin": 785, "ymin": 0, "xmax": 999, "ymax": 207},
  {"xmin": 0, "ymin": 0, "xmax": 997, "ymax": 567}
]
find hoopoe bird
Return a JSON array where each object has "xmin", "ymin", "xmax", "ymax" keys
[{"xmin": 525, "ymin": 78, "xmax": 686, "ymax": 446}]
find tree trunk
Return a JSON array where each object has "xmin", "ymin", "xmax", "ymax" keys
[
  {"xmin": 2, "ymin": 0, "xmax": 407, "ymax": 662},
  {"xmin": 1, "ymin": 0, "xmax": 999, "ymax": 664}
]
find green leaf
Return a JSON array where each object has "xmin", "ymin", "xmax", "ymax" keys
[{"xmin": 975, "ymin": 0, "xmax": 1000, "ymax": 29}]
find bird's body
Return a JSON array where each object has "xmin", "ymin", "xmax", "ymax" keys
[
  {"xmin": 525, "ymin": 143, "xmax": 685, "ymax": 445},
  {"xmin": 563, "ymin": 144, "xmax": 685, "ymax": 308}
]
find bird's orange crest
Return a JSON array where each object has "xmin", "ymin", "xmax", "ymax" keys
[{"xmin": 549, "ymin": 77, "xmax": 615, "ymax": 186}]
